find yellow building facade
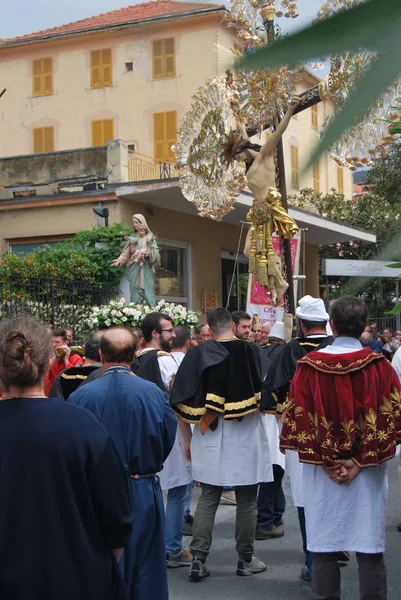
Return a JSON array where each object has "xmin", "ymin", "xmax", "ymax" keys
[{"xmin": 0, "ymin": 0, "xmax": 366, "ymax": 316}]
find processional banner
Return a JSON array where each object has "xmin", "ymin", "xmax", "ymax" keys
[{"xmin": 246, "ymin": 233, "xmax": 301, "ymax": 327}]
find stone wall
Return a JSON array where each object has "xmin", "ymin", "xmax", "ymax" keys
[{"xmin": 0, "ymin": 146, "xmax": 108, "ymax": 199}]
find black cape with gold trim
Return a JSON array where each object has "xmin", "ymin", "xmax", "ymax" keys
[
  {"xmin": 49, "ymin": 364, "xmax": 101, "ymax": 400},
  {"xmin": 261, "ymin": 335, "xmax": 333, "ymax": 415},
  {"xmin": 135, "ymin": 349, "xmax": 169, "ymax": 393},
  {"xmin": 170, "ymin": 339, "xmax": 262, "ymax": 429}
]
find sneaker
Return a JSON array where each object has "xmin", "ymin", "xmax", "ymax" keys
[
  {"xmin": 275, "ymin": 518, "xmax": 284, "ymax": 526},
  {"xmin": 301, "ymin": 566, "xmax": 311, "ymax": 583},
  {"xmin": 397, "ymin": 522, "xmax": 401, "ymax": 532},
  {"xmin": 220, "ymin": 491, "xmax": 237, "ymax": 505},
  {"xmin": 166, "ymin": 548, "xmax": 192, "ymax": 568},
  {"xmin": 255, "ymin": 525, "xmax": 284, "ymax": 540},
  {"xmin": 182, "ymin": 520, "xmax": 193, "ymax": 536},
  {"xmin": 237, "ymin": 556, "xmax": 267, "ymax": 576},
  {"xmin": 189, "ymin": 558, "xmax": 210, "ymax": 581}
]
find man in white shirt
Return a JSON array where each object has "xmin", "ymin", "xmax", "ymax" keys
[
  {"xmin": 281, "ymin": 296, "xmax": 401, "ymax": 600},
  {"xmin": 171, "ymin": 308, "xmax": 272, "ymax": 581},
  {"xmin": 136, "ymin": 313, "xmax": 192, "ymax": 569}
]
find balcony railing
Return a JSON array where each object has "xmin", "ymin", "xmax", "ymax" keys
[{"xmin": 128, "ymin": 151, "xmax": 180, "ymax": 182}]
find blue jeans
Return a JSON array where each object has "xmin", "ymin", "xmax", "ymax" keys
[
  {"xmin": 256, "ymin": 464, "xmax": 286, "ymax": 531},
  {"xmin": 165, "ymin": 484, "xmax": 188, "ymax": 553},
  {"xmin": 184, "ymin": 481, "xmax": 195, "ymax": 519},
  {"xmin": 298, "ymin": 506, "xmax": 313, "ymax": 577}
]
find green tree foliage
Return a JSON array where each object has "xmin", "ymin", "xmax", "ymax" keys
[
  {"xmin": 239, "ymin": 0, "xmax": 401, "ymax": 168},
  {"xmin": 0, "ymin": 223, "xmax": 132, "ymax": 287},
  {"xmin": 364, "ymin": 142, "xmax": 401, "ymax": 205},
  {"xmin": 289, "ymin": 182, "xmax": 401, "ymax": 313}
]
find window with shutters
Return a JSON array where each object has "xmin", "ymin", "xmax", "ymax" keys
[
  {"xmin": 337, "ymin": 166, "xmax": 344, "ymax": 193},
  {"xmin": 90, "ymin": 49, "xmax": 113, "ymax": 88},
  {"xmin": 153, "ymin": 111, "xmax": 177, "ymax": 162},
  {"xmin": 152, "ymin": 38, "xmax": 176, "ymax": 79},
  {"xmin": 91, "ymin": 119, "xmax": 114, "ymax": 147},
  {"xmin": 33, "ymin": 127, "xmax": 54, "ymax": 153},
  {"xmin": 291, "ymin": 145, "xmax": 299, "ymax": 188},
  {"xmin": 32, "ymin": 58, "xmax": 53, "ymax": 97},
  {"xmin": 311, "ymin": 104, "xmax": 318, "ymax": 130},
  {"xmin": 313, "ymin": 161, "xmax": 320, "ymax": 193}
]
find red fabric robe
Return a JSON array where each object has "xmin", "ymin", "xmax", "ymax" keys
[{"xmin": 280, "ymin": 348, "xmax": 401, "ymax": 468}]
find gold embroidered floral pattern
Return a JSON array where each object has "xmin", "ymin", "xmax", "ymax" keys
[{"xmin": 280, "ymin": 348, "xmax": 401, "ymax": 468}]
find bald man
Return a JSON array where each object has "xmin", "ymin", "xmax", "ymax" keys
[{"xmin": 69, "ymin": 327, "xmax": 177, "ymax": 600}]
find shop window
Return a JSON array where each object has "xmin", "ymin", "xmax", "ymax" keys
[
  {"xmin": 155, "ymin": 240, "xmax": 190, "ymax": 304},
  {"xmin": 32, "ymin": 58, "xmax": 53, "ymax": 96},
  {"xmin": 90, "ymin": 49, "xmax": 113, "ymax": 88},
  {"xmin": 152, "ymin": 38, "xmax": 176, "ymax": 79}
]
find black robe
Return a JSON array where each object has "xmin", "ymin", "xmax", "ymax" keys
[
  {"xmin": 49, "ymin": 364, "xmax": 102, "ymax": 400},
  {"xmin": 135, "ymin": 349, "xmax": 169, "ymax": 393},
  {"xmin": 170, "ymin": 339, "xmax": 262, "ymax": 428},
  {"xmin": 261, "ymin": 335, "xmax": 334, "ymax": 415}
]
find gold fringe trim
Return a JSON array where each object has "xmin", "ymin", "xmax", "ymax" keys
[{"xmin": 60, "ymin": 373, "xmax": 88, "ymax": 381}]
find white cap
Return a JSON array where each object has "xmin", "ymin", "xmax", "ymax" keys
[
  {"xmin": 269, "ymin": 321, "xmax": 286, "ymax": 342},
  {"xmin": 296, "ymin": 295, "xmax": 329, "ymax": 321}
]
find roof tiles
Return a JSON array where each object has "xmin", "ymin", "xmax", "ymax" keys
[{"xmin": 3, "ymin": 0, "xmax": 224, "ymax": 44}]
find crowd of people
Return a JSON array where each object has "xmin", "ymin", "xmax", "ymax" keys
[{"xmin": 0, "ymin": 294, "xmax": 400, "ymax": 600}]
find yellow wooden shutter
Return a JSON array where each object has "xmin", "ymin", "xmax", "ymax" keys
[
  {"xmin": 32, "ymin": 58, "xmax": 53, "ymax": 96},
  {"xmin": 43, "ymin": 127, "xmax": 54, "ymax": 152},
  {"xmin": 338, "ymin": 166, "xmax": 344, "ymax": 193},
  {"xmin": 103, "ymin": 119, "xmax": 114, "ymax": 144},
  {"xmin": 43, "ymin": 58, "xmax": 53, "ymax": 94},
  {"xmin": 92, "ymin": 120, "xmax": 103, "ymax": 146},
  {"xmin": 153, "ymin": 112, "xmax": 165, "ymax": 160},
  {"xmin": 92, "ymin": 119, "xmax": 114, "ymax": 146},
  {"xmin": 33, "ymin": 128, "xmax": 43, "ymax": 153},
  {"xmin": 32, "ymin": 60, "xmax": 42, "ymax": 96},
  {"xmin": 152, "ymin": 38, "xmax": 175, "ymax": 78},
  {"xmin": 291, "ymin": 145, "xmax": 299, "ymax": 188},
  {"xmin": 91, "ymin": 50, "xmax": 101, "ymax": 87},
  {"xmin": 164, "ymin": 38, "xmax": 175, "ymax": 77},
  {"xmin": 102, "ymin": 49, "xmax": 112, "ymax": 86},
  {"xmin": 165, "ymin": 111, "xmax": 177, "ymax": 161},
  {"xmin": 152, "ymin": 40, "xmax": 163, "ymax": 78},
  {"xmin": 313, "ymin": 161, "xmax": 320, "ymax": 192},
  {"xmin": 311, "ymin": 104, "xmax": 318, "ymax": 130}
]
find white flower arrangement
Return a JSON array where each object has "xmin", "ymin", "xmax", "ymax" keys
[{"xmin": 88, "ymin": 299, "xmax": 199, "ymax": 330}]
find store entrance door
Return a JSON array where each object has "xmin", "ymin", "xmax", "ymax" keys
[{"xmin": 221, "ymin": 251, "xmax": 249, "ymax": 312}]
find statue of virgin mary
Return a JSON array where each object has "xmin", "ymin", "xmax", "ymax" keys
[{"xmin": 111, "ymin": 213, "xmax": 160, "ymax": 306}]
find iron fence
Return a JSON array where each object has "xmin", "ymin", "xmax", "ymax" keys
[{"xmin": 0, "ymin": 277, "xmax": 117, "ymax": 341}]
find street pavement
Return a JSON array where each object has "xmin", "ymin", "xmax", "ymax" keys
[{"xmin": 168, "ymin": 457, "xmax": 401, "ymax": 599}]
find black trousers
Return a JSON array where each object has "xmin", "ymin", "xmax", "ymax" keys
[{"xmin": 312, "ymin": 552, "xmax": 387, "ymax": 600}]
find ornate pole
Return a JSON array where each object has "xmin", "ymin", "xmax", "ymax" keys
[
  {"xmin": 261, "ymin": 3, "xmax": 296, "ymax": 318},
  {"xmin": 259, "ymin": 2, "xmax": 328, "ymax": 324}
]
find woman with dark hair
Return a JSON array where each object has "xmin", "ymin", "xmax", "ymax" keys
[{"xmin": 0, "ymin": 317, "xmax": 133, "ymax": 600}]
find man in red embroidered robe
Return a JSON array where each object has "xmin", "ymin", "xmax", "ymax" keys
[{"xmin": 281, "ymin": 296, "xmax": 401, "ymax": 600}]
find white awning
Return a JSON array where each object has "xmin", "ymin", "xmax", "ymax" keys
[{"xmin": 114, "ymin": 182, "xmax": 376, "ymax": 246}]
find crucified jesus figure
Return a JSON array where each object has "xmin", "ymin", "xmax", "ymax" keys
[{"xmin": 221, "ymin": 98, "xmax": 299, "ymax": 304}]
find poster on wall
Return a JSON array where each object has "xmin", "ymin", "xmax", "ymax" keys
[{"xmin": 246, "ymin": 233, "xmax": 301, "ymax": 327}]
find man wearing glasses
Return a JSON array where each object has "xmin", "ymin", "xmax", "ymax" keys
[{"xmin": 136, "ymin": 313, "xmax": 193, "ymax": 571}]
